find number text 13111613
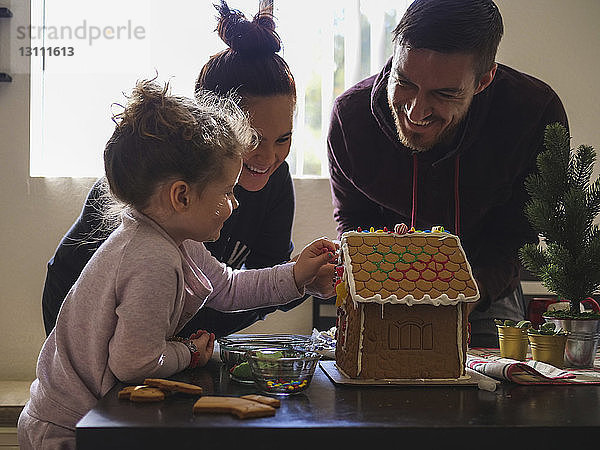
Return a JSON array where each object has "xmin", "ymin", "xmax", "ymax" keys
[{"xmin": 19, "ymin": 47, "xmax": 75, "ymax": 56}]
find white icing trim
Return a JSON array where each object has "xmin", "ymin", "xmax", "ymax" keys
[
  {"xmin": 341, "ymin": 230, "xmax": 480, "ymax": 306},
  {"xmin": 357, "ymin": 303, "xmax": 365, "ymax": 377},
  {"xmin": 336, "ymin": 364, "xmax": 353, "ymax": 379},
  {"xmin": 457, "ymin": 303, "xmax": 464, "ymax": 375}
]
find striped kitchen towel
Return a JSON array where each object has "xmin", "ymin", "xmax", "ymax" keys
[{"xmin": 466, "ymin": 351, "xmax": 600, "ymax": 384}]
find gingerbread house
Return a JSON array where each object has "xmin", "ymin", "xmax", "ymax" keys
[{"xmin": 334, "ymin": 226, "xmax": 479, "ymax": 380}]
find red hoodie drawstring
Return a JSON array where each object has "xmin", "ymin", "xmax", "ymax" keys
[
  {"xmin": 454, "ymin": 155, "xmax": 461, "ymax": 236},
  {"xmin": 411, "ymin": 153, "xmax": 418, "ymax": 230},
  {"xmin": 410, "ymin": 153, "xmax": 461, "ymax": 236}
]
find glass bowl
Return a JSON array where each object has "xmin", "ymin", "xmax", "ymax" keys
[
  {"xmin": 218, "ymin": 334, "xmax": 314, "ymax": 384},
  {"xmin": 245, "ymin": 348, "xmax": 321, "ymax": 395}
]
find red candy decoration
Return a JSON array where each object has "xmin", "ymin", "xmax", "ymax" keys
[{"xmin": 394, "ymin": 223, "xmax": 409, "ymax": 235}]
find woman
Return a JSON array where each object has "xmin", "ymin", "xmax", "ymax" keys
[{"xmin": 41, "ymin": 1, "xmax": 333, "ymax": 338}]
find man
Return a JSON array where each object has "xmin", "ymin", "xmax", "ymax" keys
[{"xmin": 327, "ymin": 0, "xmax": 567, "ymax": 347}]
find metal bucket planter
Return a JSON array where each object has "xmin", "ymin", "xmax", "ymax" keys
[
  {"xmin": 545, "ymin": 318, "xmax": 600, "ymax": 368},
  {"xmin": 528, "ymin": 333, "xmax": 567, "ymax": 368},
  {"xmin": 497, "ymin": 326, "xmax": 529, "ymax": 361}
]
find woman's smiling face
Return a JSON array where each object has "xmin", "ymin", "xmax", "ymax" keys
[{"xmin": 237, "ymin": 95, "xmax": 295, "ymax": 192}]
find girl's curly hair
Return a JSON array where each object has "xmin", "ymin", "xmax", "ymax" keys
[{"xmin": 104, "ymin": 78, "xmax": 257, "ymax": 211}]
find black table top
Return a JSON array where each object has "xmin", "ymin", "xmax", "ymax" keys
[{"xmin": 77, "ymin": 355, "xmax": 600, "ymax": 450}]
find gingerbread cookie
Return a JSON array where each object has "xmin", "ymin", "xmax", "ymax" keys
[
  {"xmin": 129, "ymin": 386, "xmax": 165, "ymax": 403},
  {"xmin": 240, "ymin": 394, "xmax": 281, "ymax": 408},
  {"xmin": 117, "ymin": 385, "xmax": 138, "ymax": 400},
  {"xmin": 193, "ymin": 396, "xmax": 276, "ymax": 419},
  {"xmin": 143, "ymin": 378, "xmax": 203, "ymax": 395}
]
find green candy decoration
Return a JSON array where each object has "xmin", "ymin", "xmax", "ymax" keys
[{"xmin": 231, "ymin": 362, "xmax": 252, "ymax": 379}]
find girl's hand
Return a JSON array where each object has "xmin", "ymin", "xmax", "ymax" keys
[
  {"xmin": 293, "ymin": 238, "xmax": 338, "ymax": 291},
  {"xmin": 304, "ymin": 239, "xmax": 340, "ymax": 297},
  {"xmin": 305, "ymin": 263, "xmax": 337, "ymax": 298},
  {"xmin": 189, "ymin": 330, "xmax": 215, "ymax": 368}
]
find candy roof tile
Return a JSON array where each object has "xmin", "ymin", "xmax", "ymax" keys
[{"xmin": 340, "ymin": 230, "xmax": 480, "ymax": 306}]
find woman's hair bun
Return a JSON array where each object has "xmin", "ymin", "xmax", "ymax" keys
[{"xmin": 216, "ymin": 0, "xmax": 281, "ymax": 56}]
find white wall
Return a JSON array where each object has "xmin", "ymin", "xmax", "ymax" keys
[
  {"xmin": 1, "ymin": 0, "xmax": 599, "ymax": 380},
  {"xmin": 495, "ymin": 0, "xmax": 600, "ymax": 166}
]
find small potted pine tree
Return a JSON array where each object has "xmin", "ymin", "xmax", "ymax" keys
[{"xmin": 519, "ymin": 123, "xmax": 600, "ymax": 367}]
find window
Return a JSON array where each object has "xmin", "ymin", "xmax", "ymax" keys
[
  {"xmin": 28, "ymin": 0, "xmax": 409, "ymax": 178},
  {"xmin": 277, "ymin": 1, "xmax": 409, "ymax": 176}
]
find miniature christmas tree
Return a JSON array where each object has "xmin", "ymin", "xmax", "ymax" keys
[{"xmin": 519, "ymin": 123, "xmax": 600, "ymax": 316}]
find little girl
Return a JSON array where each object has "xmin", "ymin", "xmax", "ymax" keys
[{"xmin": 18, "ymin": 80, "xmax": 337, "ymax": 449}]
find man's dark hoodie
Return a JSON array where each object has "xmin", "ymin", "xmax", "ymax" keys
[{"xmin": 327, "ymin": 59, "xmax": 567, "ymax": 314}]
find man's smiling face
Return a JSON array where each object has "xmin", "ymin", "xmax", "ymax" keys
[{"xmin": 387, "ymin": 45, "xmax": 495, "ymax": 151}]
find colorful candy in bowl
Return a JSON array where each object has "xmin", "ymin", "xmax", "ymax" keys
[{"xmin": 245, "ymin": 348, "xmax": 321, "ymax": 395}]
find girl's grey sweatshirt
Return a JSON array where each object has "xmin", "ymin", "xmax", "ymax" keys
[{"xmin": 27, "ymin": 209, "xmax": 302, "ymax": 430}]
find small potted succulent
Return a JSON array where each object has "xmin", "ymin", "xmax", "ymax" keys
[
  {"xmin": 519, "ymin": 123, "xmax": 600, "ymax": 367},
  {"xmin": 494, "ymin": 319, "xmax": 531, "ymax": 361},
  {"xmin": 527, "ymin": 322, "xmax": 569, "ymax": 368}
]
